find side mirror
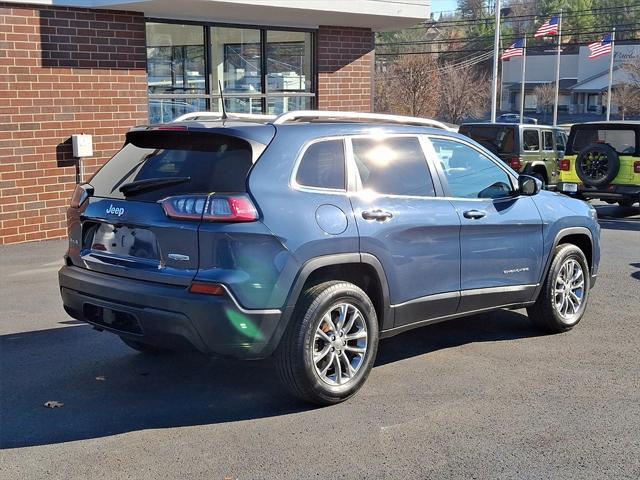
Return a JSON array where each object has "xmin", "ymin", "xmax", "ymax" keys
[{"xmin": 518, "ymin": 175, "xmax": 542, "ymax": 196}]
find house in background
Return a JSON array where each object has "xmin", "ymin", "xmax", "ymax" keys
[{"xmin": 0, "ymin": 0, "xmax": 430, "ymax": 244}]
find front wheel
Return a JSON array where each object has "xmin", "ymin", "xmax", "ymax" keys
[
  {"xmin": 527, "ymin": 244, "xmax": 590, "ymax": 333},
  {"xmin": 276, "ymin": 281, "xmax": 379, "ymax": 405}
]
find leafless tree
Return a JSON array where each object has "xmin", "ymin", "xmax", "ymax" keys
[
  {"xmin": 375, "ymin": 55, "xmax": 441, "ymax": 117},
  {"xmin": 437, "ymin": 63, "xmax": 489, "ymax": 124},
  {"xmin": 533, "ymin": 83, "xmax": 555, "ymax": 123},
  {"xmin": 603, "ymin": 83, "xmax": 640, "ymax": 120}
]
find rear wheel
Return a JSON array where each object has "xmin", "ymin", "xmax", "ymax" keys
[
  {"xmin": 618, "ymin": 197, "xmax": 638, "ymax": 208},
  {"xmin": 276, "ymin": 281, "xmax": 379, "ymax": 405},
  {"xmin": 120, "ymin": 337, "xmax": 168, "ymax": 354},
  {"xmin": 527, "ymin": 244, "xmax": 590, "ymax": 333}
]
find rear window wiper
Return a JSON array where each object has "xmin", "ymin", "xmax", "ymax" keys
[{"xmin": 119, "ymin": 177, "xmax": 191, "ymax": 196}]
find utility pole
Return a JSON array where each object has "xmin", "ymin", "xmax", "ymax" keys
[
  {"xmin": 490, "ymin": 0, "xmax": 501, "ymax": 123},
  {"xmin": 520, "ymin": 35, "xmax": 527, "ymax": 124},
  {"xmin": 552, "ymin": 10, "xmax": 562, "ymax": 126},
  {"xmin": 606, "ymin": 28, "xmax": 616, "ymax": 122}
]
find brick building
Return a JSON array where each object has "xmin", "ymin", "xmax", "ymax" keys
[{"xmin": 0, "ymin": 0, "xmax": 429, "ymax": 244}]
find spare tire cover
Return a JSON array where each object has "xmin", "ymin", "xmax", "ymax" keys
[{"xmin": 575, "ymin": 144, "xmax": 620, "ymax": 187}]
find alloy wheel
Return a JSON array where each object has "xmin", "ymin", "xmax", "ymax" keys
[{"xmin": 553, "ymin": 258, "xmax": 585, "ymax": 323}]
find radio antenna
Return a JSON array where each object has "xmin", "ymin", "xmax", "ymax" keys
[{"xmin": 218, "ymin": 80, "xmax": 228, "ymax": 121}]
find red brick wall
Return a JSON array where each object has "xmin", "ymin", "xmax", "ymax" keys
[
  {"xmin": 317, "ymin": 26, "xmax": 374, "ymax": 112},
  {"xmin": 0, "ymin": 3, "xmax": 147, "ymax": 245}
]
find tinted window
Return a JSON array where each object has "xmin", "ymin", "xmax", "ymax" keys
[
  {"xmin": 542, "ymin": 131, "xmax": 554, "ymax": 151},
  {"xmin": 572, "ymin": 128, "xmax": 636, "ymax": 155},
  {"xmin": 295, "ymin": 140, "xmax": 345, "ymax": 190},
  {"xmin": 352, "ymin": 137, "xmax": 435, "ymax": 197},
  {"xmin": 90, "ymin": 131, "xmax": 253, "ymax": 202},
  {"xmin": 522, "ymin": 129, "xmax": 540, "ymax": 151},
  {"xmin": 431, "ymin": 138, "xmax": 513, "ymax": 199},
  {"xmin": 459, "ymin": 125, "xmax": 516, "ymax": 155},
  {"xmin": 555, "ymin": 130, "xmax": 566, "ymax": 151}
]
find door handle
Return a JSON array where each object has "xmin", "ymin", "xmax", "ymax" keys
[
  {"xmin": 362, "ymin": 209, "xmax": 393, "ymax": 221},
  {"xmin": 463, "ymin": 209, "xmax": 486, "ymax": 220}
]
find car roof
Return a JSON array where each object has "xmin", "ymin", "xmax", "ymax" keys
[{"xmin": 460, "ymin": 122, "xmax": 558, "ymax": 129}]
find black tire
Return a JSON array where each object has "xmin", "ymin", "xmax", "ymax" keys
[
  {"xmin": 575, "ymin": 144, "xmax": 620, "ymax": 187},
  {"xmin": 120, "ymin": 336, "xmax": 168, "ymax": 354},
  {"xmin": 276, "ymin": 281, "xmax": 379, "ymax": 405},
  {"xmin": 527, "ymin": 244, "xmax": 590, "ymax": 333},
  {"xmin": 618, "ymin": 197, "xmax": 637, "ymax": 208},
  {"xmin": 531, "ymin": 172, "xmax": 547, "ymax": 189}
]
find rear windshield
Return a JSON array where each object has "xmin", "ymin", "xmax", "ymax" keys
[
  {"xmin": 89, "ymin": 131, "xmax": 254, "ymax": 202},
  {"xmin": 570, "ymin": 128, "xmax": 637, "ymax": 155},
  {"xmin": 459, "ymin": 125, "xmax": 516, "ymax": 155}
]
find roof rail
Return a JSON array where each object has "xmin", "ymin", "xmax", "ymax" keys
[
  {"xmin": 172, "ymin": 112, "xmax": 277, "ymax": 122},
  {"xmin": 272, "ymin": 110, "xmax": 455, "ymax": 131}
]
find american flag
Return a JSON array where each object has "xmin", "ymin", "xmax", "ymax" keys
[
  {"xmin": 501, "ymin": 39, "xmax": 525, "ymax": 60},
  {"xmin": 534, "ymin": 16, "xmax": 559, "ymax": 38},
  {"xmin": 588, "ymin": 34, "xmax": 613, "ymax": 59}
]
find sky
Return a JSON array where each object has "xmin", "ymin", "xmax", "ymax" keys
[{"xmin": 430, "ymin": 0, "xmax": 459, "ymax": 16}]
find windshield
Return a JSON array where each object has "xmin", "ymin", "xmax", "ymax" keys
[
  {"xmin": 89, "ymin": 131, "xmax": 255, "ymax": 202},
  {"xmin": 571, "ymin": 128, "xmax": 637, "ymax": 155},
  {"xmin": 459, "ymin": 125, "xmax": 516, "ymax": 155}
]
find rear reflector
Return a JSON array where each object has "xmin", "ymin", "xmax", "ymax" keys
[
  {"xmin": 560, "ymin": 159, "xmax": 571, "ymax": 171},
  {"xmin": 509, "ymin": 157, "xmax": 521, "ymax": 170},
  {"xmin": 189, "ymin": 282, "xmax": 225, "ymax": 296},
  {"xmin": 160, "ymin": 194, "xmax": 258, "ymax": 222},
  {"xmin": 634, "ymin": 161, "xmax": 640, "ymax": 174}
]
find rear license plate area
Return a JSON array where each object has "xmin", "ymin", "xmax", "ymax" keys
[
  {"xmin": 83, "ymin": 222, "xmax": 159, "ymax": 260},
  {"xmin": 83, "ymin": 303, "xmax": 143, "ymax": 334},
  {"xmin": 561, "ymin": 183, "xmax": 578, "ymax": 193}
]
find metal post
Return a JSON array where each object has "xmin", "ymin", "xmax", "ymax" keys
[
  {"xmin": 520, "ymin": 35, "xmax": 527, "ymax": 124},
  {"xmin": 490, "ymin": 0, "xmax": 502, "ymax": 123},
  {"xmin": 553, "ymin": 10, "xmax": 562, "ymax": 126},
  {"xmin": 606, "ymin": 28, "xmax": 616, "ymax": 122}
]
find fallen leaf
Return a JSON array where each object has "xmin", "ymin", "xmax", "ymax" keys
[{"xmin": 44, "ymin": 401, "xmax": 64, "ymax": 408}]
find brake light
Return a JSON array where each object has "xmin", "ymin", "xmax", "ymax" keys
[
  {"xmin": 70, "ymin": 184, "xmax": 92, "ymax": 208},
  {"xmin": 634, "ymin": 161, "xmax": 640, "ymax": 174},
  {"xmin": 160, "ymin": 194, "xmax": 258, "ymax": 222},
  {"xmin": 560, "ymin": 159, "xmax": 571, "ymax": 171},
  {"xmin": 510, "ymin": 156, "xmax": 521, "ymax": 170}
]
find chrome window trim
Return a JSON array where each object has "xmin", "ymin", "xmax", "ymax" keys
[{"xmin": 289, "ymin": 136, "xmax": 349, "ymax": 195}]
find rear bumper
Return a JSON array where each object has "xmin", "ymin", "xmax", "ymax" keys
[
  {"xmin": 59, "ymin": 265, "xmax": 283, "ymax": 359},
  {"xmin": 557, "ymin": 182, "xmax": 640, "ymax": 200}
]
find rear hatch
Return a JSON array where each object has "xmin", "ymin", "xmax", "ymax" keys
[
  {"xmin": 67, "ymin": 127, "xmax": 271, "ymax": 286},
  {"xmin": 459, "ymin": 124, "xmax": 517, "ymax": 163}
]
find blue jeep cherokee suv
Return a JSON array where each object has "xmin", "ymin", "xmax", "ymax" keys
[{"xmin": 59, "ymin": 111, "xmax": 600, "ymax": 405}]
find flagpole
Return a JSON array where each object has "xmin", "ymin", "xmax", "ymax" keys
[
  {"xmin": 490, "ymin": 0, "xmax": 502, "ymax": 123},
  {"xmin": 520, "ymin": 35, "xmax": 527, "ymax": 123},
  {"xmin": 553, "ymin": 10, "xmax": 562, "ymax": 126},
  {"xmin": 606, "ymin": 27, "xmax": 616, "ymax": 121}
]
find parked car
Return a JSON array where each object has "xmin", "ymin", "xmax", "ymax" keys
[
  {"xmin": 59, "ymin": 111, "xmax": 600, "ymax": 405},
  {"xmin": 497, "ymin": 113, "xmax": 538, "ymax": 124},
  {"xmin": 459, "ymin": 122, "xmax": 567, "ymax": 189},
  {"xmin": 557, "ymin": 121, "xmax": 640, "ymax": 207}
]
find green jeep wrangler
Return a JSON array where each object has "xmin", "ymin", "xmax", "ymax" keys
[{"xmin": 558, "ymin": 122, "xmax": 640, "ymax": 207}]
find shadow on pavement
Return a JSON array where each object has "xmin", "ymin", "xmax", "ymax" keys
[
  {"xmin": 631, "ymin": 263, "xmax": 640, "ymax": 281},
  {"xmin": 1, "ymin": 310, "xmax": 537, "ymax": 449}
]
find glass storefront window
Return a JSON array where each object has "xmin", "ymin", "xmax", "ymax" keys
[
  {"xmin": 146, "ymin": 23, "xmax": 206, "ymax": 94},
  {"xmin": 211, "ymin": 27, "xmax": 261, "ymax": 94},
  {"xmin": 267, "ymin": 31, "xmax": 312, "ymax": 93},
  {"xmin": 146, "ymin": 22, "xmax": 315, "ymax": 122}
]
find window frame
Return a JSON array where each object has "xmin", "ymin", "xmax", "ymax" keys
[
  {"xmin": 145, "ymin": 18, "xmax": 317, "ymax": 121},
  {"xmin": 290, "ymin": 136, "xmax": 349, "ymax": 194},
  {"xmin": 423, "ymin": 135, "xmax": 518, "ymax": 201},
  {"xmin": 542, "ymin": 130, "xmax": 555, "ymax": 152},
  {"xmin": 346, "ymin": 134, "xmax": 442, "ymax": 200},
  {"xmin": 522, "ymin": 128, "xmax": 541, "ymax": 152}
]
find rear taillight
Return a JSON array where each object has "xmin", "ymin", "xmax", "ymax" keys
[
  {"xmin": 560, "ymin": 159, "xmax": 571, "ymax": 171},
  {"xmin": 510, "ymin": 156, "xmax": 521, "ymax": 170},
  {"xmin": 161, "ymin": 194, "xmax": 258, "ymax": 222},
  {"xmin": 70, "ymin": 184, "xmax": 93, "ymax": 208},
  {"xmin": 189, "ymin": 282, "xmax": 225, "ymax": 295},
  {"xmin": 634, "ymin": 161, "xmax": 640, "ymax": 174}
]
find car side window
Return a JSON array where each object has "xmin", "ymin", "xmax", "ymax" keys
[
  {"xmin": 430, "ymin": 138, "xmax": 514, "ymax": 200},
  {"xmin": 352, "ymin": 136, "xmax": 435, "ymax": 197},
  {"xmin": 523, "ymin": 129, "xmax": 540, "ymax": 151},
  {"xmin": 555, "ymin": 130, "xmax": 566, "ymax": 152},
  {"xmin": 296, "ymin": 139, "xmax": 346, "ymax": 190},
  {"xmin": 542, "ymin": 131, "xmax": 554, "ymax": 151}
]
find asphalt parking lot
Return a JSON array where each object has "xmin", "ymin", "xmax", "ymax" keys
[{"xmin": 1, "ymin": 202, "xmax": 639, "ymax": 479}]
